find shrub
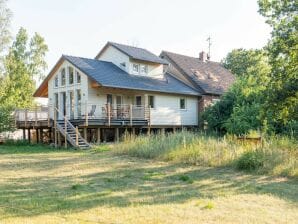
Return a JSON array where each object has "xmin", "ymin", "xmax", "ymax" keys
[{"xmin": 236, "ymin": 150, "xmax": 265, "ymax": 171}]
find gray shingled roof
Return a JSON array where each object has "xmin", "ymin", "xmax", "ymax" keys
[
  {"xmin": 99, "ymin": 42, "xmax": 168, "ymax": 64},
  {"xmin": 63, "ymin": 55, "xmax": 199, "ymax": 96},
  {"xmin": 161, "ymin": 51, "xmax": 235, "ymax": 95}
]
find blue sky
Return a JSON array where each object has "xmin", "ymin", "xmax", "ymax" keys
[{"xmin": 9, "ymin": 0, "xmax": 271, "ymax": 73}]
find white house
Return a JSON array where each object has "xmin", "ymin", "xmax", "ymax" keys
[{"xmin": 16, "ymin": 42, "xmax": 235, "ymax": 148}]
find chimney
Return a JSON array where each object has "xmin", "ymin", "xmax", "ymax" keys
[{"xmin": 199, "ymin": 51, "xmax": 208, "ymax": 62}]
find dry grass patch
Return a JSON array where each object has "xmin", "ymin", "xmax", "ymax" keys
[{"xmin": 0, "ymin": 144, "xmax": 297, "ymax": 224}]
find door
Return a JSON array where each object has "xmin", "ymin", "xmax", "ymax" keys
[
  {"xmin": 76, "ymin": 90, "xmax": 81, "ymax": 118},
  {"xmin": 69, "ymin": 91, "xmax": 74, "ymax": 119},
  {"xmin": 61, "ymin": 92, "xmax": 66, "ymax": 118}
]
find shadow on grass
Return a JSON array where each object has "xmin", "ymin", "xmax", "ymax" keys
[{"xmin": 0, "ymin": 149, "xmax": 297, "ymax": 219}]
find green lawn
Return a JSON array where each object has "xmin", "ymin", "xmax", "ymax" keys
[{"xmin": 0, "ymin": 144, "xmax": 297, "ymax": 224}]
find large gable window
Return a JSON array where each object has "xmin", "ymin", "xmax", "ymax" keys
[
  {"xmin": 61, "ymin": 68, "xmax": 66, "ymax": 86},
  {"xmin": 140, "ymin": 65, "xmax": 148, "ymax": 75},
  {"xmin": 68, "ymin": 67, "xmax": 74, "ymax": 85},
  {"xmin": 76, "ymin": 71, "xmax": 81, "ymax": 83},
  {"xmin": 54, "ymin": 76, "xmax": 58, "ymax": 88},
  {"xmin": 132, "ymin": 64, "xmax": 139, "ymax": 73}
]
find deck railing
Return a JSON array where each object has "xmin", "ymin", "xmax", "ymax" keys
[{"xmin": 15, "ymin": 103, "xmax": 151, "ymax": 127}]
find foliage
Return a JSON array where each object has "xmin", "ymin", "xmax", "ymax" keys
[
  {"xmin": 203, "ymin": 49, "xmax": 270, "ymax": 135},
  {"xmin": 236, "ymin": 150, "xmax": 265, "ymax": 171},
  {"xmin": 0, "ymin": 105, "xmax": 14, "ymax": 132},
  {"xmin": 114, "ymin": 132, "xmax": 298, "ymax": 177},
  {"xmin": 0, "ymin": 0, "xmax": 11, "ymax": 61},
  {"xmin": 258, "ymin": 0, "xmax": 298, "ymax": 133},
  {"xmin": 0, "ymin": 27, "xmax": 48, "ymax": 132},
  {"xmin": 222, "ymin": 48, "xmax": 266, "ymax": 77}
]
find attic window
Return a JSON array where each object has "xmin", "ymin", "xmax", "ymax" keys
[
  {"xmin": 193, "ymin": 70, "xmax": 205, "ymax": 80},
  {"xmin": 140, "ymin": 65, "xmax": 148, "ymax": 75},
  {"xmin": 120, "ymin": 62, "xmax": 126, "ymax": 67},
  {"xmin": 76, "ymin": 71, "xmax": 81, "ymax": 83},
  {"xmin": 133, "ymin": 64, "xmax": 139, "ymax": 73}
]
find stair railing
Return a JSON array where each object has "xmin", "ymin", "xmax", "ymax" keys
[{"xmin": 53, "ymin": 106, "xmax": 89, "ymax": 148}]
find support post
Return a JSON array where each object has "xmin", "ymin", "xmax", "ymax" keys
[
  {"xmin": 76, "ymin": 126, "xmax": 79, "ymax": 146},
  {"xmin": 22, "ymin": 129, "xmax": 26, "ymax": 140},
  {"xmin": 130, "ymin": 104, "xmax": 133, "ymax": 126},
  {"xmin": 132, "ymin": 127, "xmax": 135, "ymax": 136},
  {"xmin": 97, "ymin": 128, "xmax": 101, "ymax": 144},
  {"xmin": 28, "ymin": 129, "xmax": 31, "ymax": 144},
  {"xmin": 115, "ymin": 128, "xmax": 119, "ymax": 142},
  {"xmin": 108, "ymin": 103, "xmax": 111, "ymax": 127},
  {"xmin": 47, "ymin": 106, "xmax": 50, "ymax": 127},
  {"xmin": 85, "ymin": 102, "xmax": 88, "ymax": 126},
  {"xmin": 35, "ymin": 106, "xmax": 38, "ymax": 126},
  {"xmin": 58, "ymin": 132, "xmax": 61, "ymax": 147},
  {"xmin": 54, "ymin": 129, "xmax": 57, "ymax": 148},
  {"xmin": 25, "ymin": 109, "xmax": 28, "ymax": 128},
  {"xmin": 36, "ymin": 129, "xmax": 39, "ymax": 143},
  {"xmin": 161, "ymin": 128, "xmax": 165, "ymax": 136},
  {"xmin": 64, "ymin": 116, "xmax": 67, "ymax": 148},
  {"xmin": 148, "ymin": 106, "xmax": 151, "ymax": 135},
  {"xmin": 173, "ymin": 127, "xmax": 176, "ymax": 134}
]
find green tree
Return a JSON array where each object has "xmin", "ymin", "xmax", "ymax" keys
[
  {"xmin": 0, "ymin": 0, "xmax": 12, "ymax": 72},
  {"xmin": 258, "ymin": 0, "xmax": 298, "ymax": 133},
  {"xmin": 0, "ymin": 27, "xmax": 48, "ymax": 132},
  {"xmin": 202, "ymin": 49, "xmax": 270, "ymax": 135}
]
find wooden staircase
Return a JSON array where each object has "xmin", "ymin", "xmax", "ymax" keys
[{"xmin": 54, "ymin": 108, "xmax": 90, "ymax": 149}]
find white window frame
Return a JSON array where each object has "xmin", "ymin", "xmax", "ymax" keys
[
  {"xmin": 148, "ymin": 95, "xmax": 155, "ymax": 109},
  {"xmin": 140, "ymin": 64, "xmax": 148, "ymax": 75},
  {"xmin": 132, "ymin": 64, "xmax": 139, "ymax": 74},
  {"xmin": 179, "ymin": 98, "xmax": 187, "ymax": 110},
  {"xmin": 76, "ymin": 71, "xmax": 81, "ymax": 84},
  {"xmin": 68, "ymin": 66, "xmax": 74, "ymax": 85},
  {"xmin": 60, "ymin": 68, "xmax": 66, "ymax": 86},
  {"xmin": 54, "ymin": 75, "xmax": 59, "ymax": 88}
]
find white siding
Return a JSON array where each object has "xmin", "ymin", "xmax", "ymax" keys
[
  {"xmin": 48, "ymin": 61, "xmax": 88, "ymax": 119},
  {"xmin": 98, "ymin": 45, "xmax": 164, "ymax": 78},
  {"xmin": 150, "ymin": 94, "xmax": 198, "ymax": 126},
  {"xmin": 98, "ymin": 46, "xmax": 130, "ymax": 73}
]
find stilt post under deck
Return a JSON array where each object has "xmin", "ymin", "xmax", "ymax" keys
[
  {"xmin": 97, "ymin": 128, "xmax": 101, "ymax": 144},
  {"xmin": 36, "ymin": 128, "xmax": 39, "ymax": 143},
  {"xmin": 64, "ymin": 116, "xmax": 67, "ymax": 148},
  {"xmin": 130, "ymin": 104, "xmax": 133, "ymax": 126},
  {"xmin": 115, "ymin": 128, "xmax": 119, "ymax": 142},
  {"xmin": 28, "ymin": 129, "xmax": 31, "ymax": 144},
  {"xmin": 22, "ymin": 129, "xmax": 26, "ymax": 140}
]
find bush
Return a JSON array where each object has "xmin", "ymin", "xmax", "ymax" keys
[{"xmin": 236, "ymin": 150, "xmax": 265, "ymax": 171}]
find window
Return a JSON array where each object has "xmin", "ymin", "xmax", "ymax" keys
[
  {"xmin": 69, "ymin": 91, "xmax": 74, "ymax": 119},
  {"xmin": 76, "ymin": 89, "xmax": 81, "ymax": 117},
  {"xmin": 133, "ymin": 64, "xmax": 139, "ymax": 73},
  {"xmin": 54, "ymin": 76, "xmax": 58, "ymax": 88},
  {"xmin": 61, "ymin": 68, "xmax": 66, "ymax": 86},
  {"xmin": 135, "ymin": 96, "xmax": 142, "ymax": 106},
  {"xmin": 140, "ymin": 65, "xmax": 148, "ymax": 75},
  {"xmin": 76, "ymin": 71, "xmax": 81, "ymax": 83},
  {"xmin": 107, "ymin": 94, "xmax": 113, "ymax": 104},
  {"xmin": 68, "ymin": 67, "xmax": 74, "ymax": 85},
  {"xmin": 180, "ymin": 98, "xmax": 186, "ymax": 110},
  {"xmin": 148, "ymin": 95, "xmax": 155, "ymax": 108}
]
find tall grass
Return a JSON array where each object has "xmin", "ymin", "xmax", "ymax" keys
[{"xmin": 114, "ymin": 132, "xmax": 298, "ymax": 177}]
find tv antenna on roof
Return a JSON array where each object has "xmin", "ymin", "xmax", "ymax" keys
[{"xmin": 206, "ymin": 36, "xmax": 211, "ymax": 60}]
